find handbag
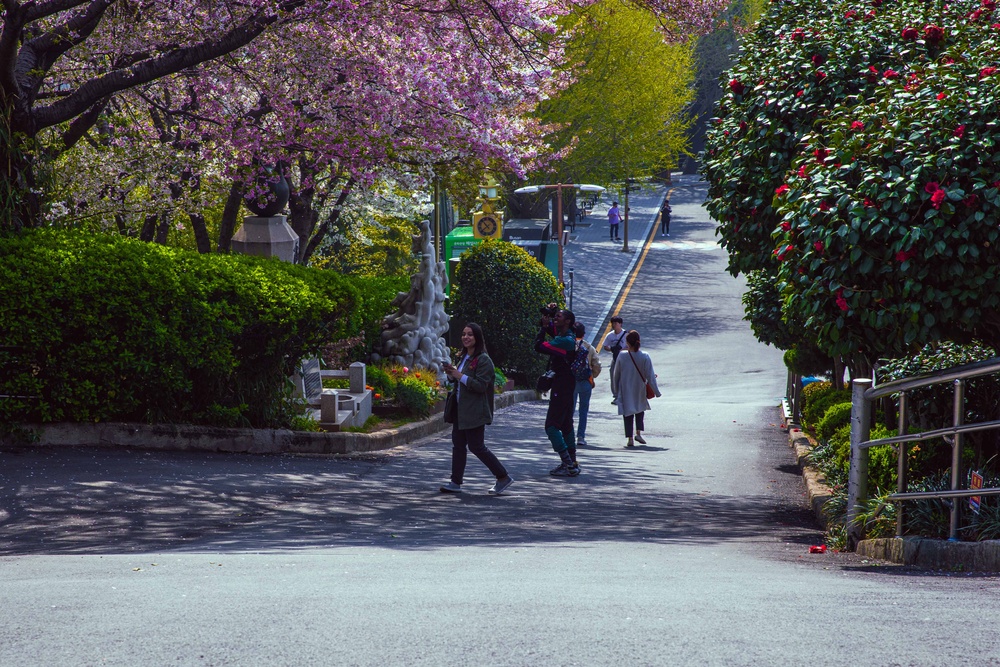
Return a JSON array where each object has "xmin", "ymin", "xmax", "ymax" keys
[
  {"xmin": 443, "ymin": 390, "xmax": 458, "ymax": 424},
  {"xmin": 628, "ymin": 351, "xmax": 656, "ymax": 400},
  {"xmin": 536, "ymin": 370, "xmax": 556, "ymax": 393}
]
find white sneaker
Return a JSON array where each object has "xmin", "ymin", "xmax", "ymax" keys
[
  {"xmin": 489, "ymin": 476, "xmax": 514, "ymax": 495},
  {"xmin": 440, "ymin": 481, "xmax": 462, "ymax": 493}
]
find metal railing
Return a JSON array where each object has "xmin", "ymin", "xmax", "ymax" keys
[{"xmin": 848, "ymin": 357, "xmax": 1000, "ymax": 547}]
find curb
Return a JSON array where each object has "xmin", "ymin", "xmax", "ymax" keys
[
  {"xmin": 2, "ymin": 390, "xmax": 540, "ymax": 457},
  {"xmin": 786, "ymin": 425, "xmax": 833, "ymax": 528}
]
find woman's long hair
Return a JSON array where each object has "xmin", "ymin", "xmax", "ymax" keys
[
  {"xmin": 626, "ymin": 330, "xmax": 641, "ymax": 351},
  {"xmin": 464, "ymin": 322, "xmax": 487, "ymax": 357}
]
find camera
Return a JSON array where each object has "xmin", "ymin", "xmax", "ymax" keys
[{"xmin": 540, "ymin": 304, "xmax": 559, "ymax": 317}]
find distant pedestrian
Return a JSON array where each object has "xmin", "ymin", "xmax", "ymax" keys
[
  {"xmin": 571, "ymin": 322, "xmax": 601, "ymax": 447},
  {"xmin": 536, "ymin": 306, "xmax": 580, "ymax": 476},
  {"xmin": 440, "ymin": 323, "xmax": 513, "ymax": 495},
  {"xmin": 601, "ymin": 316, "xmax": 628, "ymax": 404},
  {"xmin": 660, "ymin": 198, "xmax": 671, "ymax": 237},
  {"xmin": 608, "ymin": 202, "xmax": 622, "ymax": 241},
  {"xmin": 612, "ymin": 330, "xmax": 662, "ymax": 448}
]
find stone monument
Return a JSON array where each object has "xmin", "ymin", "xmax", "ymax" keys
[
  {"xmin": 371, "ymin": 219, "xmax": 451, "ymax": 376},
  {"xmin": 231, "ymin": 169, "xmax": 299, "ymax": 262}
]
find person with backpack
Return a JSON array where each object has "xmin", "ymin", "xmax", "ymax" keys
[
  {"xmin": 601, "ymin": 316, "xmax": 628, "ymax": 405},
  {"xmin": 570, "ymin": 322, "xmax": 601, "ymax": 446}
]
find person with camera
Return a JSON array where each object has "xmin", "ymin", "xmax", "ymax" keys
[
  {"xmin": 601, "ymin": 316, "xmax": 628, "ymax": 405},
  {"xmin": 535, "ymin": 304, "xmax": 580, "ymax": 477},
  {"xmin": 440, "ymin": 323, "xmax": 513, "ymax": 495}
]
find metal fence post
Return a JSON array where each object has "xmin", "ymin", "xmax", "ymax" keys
[
  {"xmin": 896, "ymin": 391, "xmax": 909, "ymax": 537},
  {"xmin": 949, "ymin": 379, "xmax": 965, "ymax": 541},
  {"xmin": 847, "ymin": 379, "xmax": 872, "ymax": 550}
]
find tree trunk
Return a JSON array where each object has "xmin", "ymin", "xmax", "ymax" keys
[
  {"xmin": 189, "ymin": 213, "xmax": 211, "ymax": 254},
  {"xmin": 155, "ymin": 212, "xmax": 170, "ymax": 244},
  {"xmin": 217, "ymin": 181, "xmax": 245, "ymax": 252},
  {"xmin": 301, "ymin": 177, "xmax": 356, "ymax": 265},
  {"xmin": 139, "ymin": 214, "xmax": 158, "ymax": 242}
]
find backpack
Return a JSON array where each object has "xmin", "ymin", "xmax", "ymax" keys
[{"xmin": 570, "ymin": 342, "xmax": 592, "ymax": 381}]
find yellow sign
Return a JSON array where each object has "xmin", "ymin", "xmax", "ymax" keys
[{"xmin": 473, "ymin": 211, "xmax": 501, "ymax": 238}]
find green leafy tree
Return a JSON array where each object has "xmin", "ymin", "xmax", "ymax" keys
[
  {"xmin": 704, "ymin": 0, "xmax": 1000, "ymax": 365},
  {"xmin": 449, "ymin": 240, "xmax": 563, "ymax": 382},
  {"xmin": 536, "ymin": 0, "xmax": 696, "ymax": 184}
]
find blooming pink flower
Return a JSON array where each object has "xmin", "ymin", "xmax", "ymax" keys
[
  {"xmin": 851, "ymin": 121, "xmax": 865, "ymax": 131},
  {"xmin": 901, "ymin": 27, "xmax": 919, "ymax": 40},
  {"xmin": 954, "ymin": 125, "xmax": 966, "ymax": 138}
]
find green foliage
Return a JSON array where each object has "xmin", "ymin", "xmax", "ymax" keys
[
  {"xmin": 366, "ymin": 365, "xmax": 396, "ymax": 396},
  {"xmin": 852, "ymin": 490, "xmax": 899, "ymax": 540},
  {"xmin": 344, "ymin": 274, "xmax": 409, "ymax": 362},
  {"xmin": 0, "ymin": 229, "xmax": 357, "ymax": 427},
  {"xmin": 536, "ymin": 0, "xmax": 695, "ymax": 183},
  {"xmin": 744, "ymin": 271, "xmax": 797, "ymax": 349},
  {"xmin": 494, "ymin": 367, "xmax": 508, "ymax": 393},
  {"xmin": 783, "ymin": 342, "xmax": 831, "ymax": 376},
  {"xmin": 704, "ymin": 0, "xmax": 1000, "ymax": 359},
  {"xmin": 449, "ymin": 239, "xmax": 562, "ymax": 380},
  {"xmin": 816, "ymin": 402, "xmax": 852, "ymax": 441},
  {"xmin": 801, "ymin": 386, "xmax": 850, "ymax": 429},
  {"xmin": 394, "ymin": 376, "xmax": 437, "ymax": 418}
]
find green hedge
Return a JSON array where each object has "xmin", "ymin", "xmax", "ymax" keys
[{"xmin": 0, "ymin": 230, "xmax": 358, "ymax": 427}]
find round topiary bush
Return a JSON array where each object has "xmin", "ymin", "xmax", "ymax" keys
[
  {"xmin": 449, "ymin": 239, "xmax": 563, "ymax": 382},
  {"xmin": 816, "ymin": 401, "xmax": 852, "ymax": 441}
]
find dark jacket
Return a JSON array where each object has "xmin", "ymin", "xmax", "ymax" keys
[{"xmin": 454, "ymin": 352, "xmax": 496, "ymax": 430}]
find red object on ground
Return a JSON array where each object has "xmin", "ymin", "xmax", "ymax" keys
[{"xmin": 809, "ymin": 545, "xmax": 827, "ymax": 554}]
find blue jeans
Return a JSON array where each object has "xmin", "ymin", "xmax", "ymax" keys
[{"xmin": 573, "ymin": 379, "xmax": 593, "ymax": 443}]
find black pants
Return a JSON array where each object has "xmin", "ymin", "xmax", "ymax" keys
[
  {"xmin": 451, "ymin": 424, "xmax": 507, "ymax": 484},
  {"xmin": 661, "ymin": 214, "xmax": 670, "ymax": 235},
  {"xmin": 610, "ymin": 223, "xmax": 620, "ymax": 240},
  {"xmin": 624, "ymin": 412, "xmax": 645, "ymax": 437}
]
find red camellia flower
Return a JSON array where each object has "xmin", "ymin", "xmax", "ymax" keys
[
  {"xmin": 729, "ymin": 79, "xmax": 746, "ymax": 95},
  {"xmin": 819, "ymin": 201, "xmax": 831, "ymax": 211},
  {"xmin": 851, "ymin": 120, "xmax": 865, "ymax": 131},
  {"xmin": 814, "ymin": 148, "xmax": 829, "ymax": 163},
  {"xmin": 813, "ymin": 241, "xmax": 825, "ymax": 253},
  {"xmin": 791, "ymin": 28, "xmax": 805, "ymax": 41},
  {"xmin": 865, "ymin": 10, "xmax": 877, "ymax": 19},
  {"xmin": 931, "ymin": 189, "xmax": 947, "ymax": 209},
  {"xmin": 739, "ymin": 121, "xmax": 747, "ymax": 131},
  {"xmin": 980, "ymin": 66, "xmax": 997, "ymax": 79},
  {"xmin": 775, "ymin": 184, "xmax": 790, "ymax": 196},
  {"xmin": 835, "ymin": 290, "xmax": 849, "ymax": 312},
  {"xmin": 864, "ymin": 197, "xmax": 877, "ymax": 208},
  {"xmin": 954, "ymin": 124, "xmax": 966, "ymax": 138},
  {"xmin": 924, "ymin": 25, "xmax": 945, "ymax": 42},
  {"xmin": 884, "ymin": 69, "xmax": 900, "ymax": 79},
  {"xmin": 845, "ymin": 10, "xmax": 858, "ymax": 19},
  {"xmin": 924, "ymin": 181, "xmax": 941, "ymax": 193},
  {"xmin": 781, "ymin": 221, "xmax": 791, "ymax": 231},
  {"xmin": 936, "ymin": 92, "xmax": 948, "ymax": 100},
  {"xmin": 895, "ymin": 249, "xmax": 917, "ymax": 262},
  {"xmin": 993, "ymin": 23, "xmax": 1000, "ymax": 29},
  {"xmin": 816, "ymin": 71, "xmax": 827, "ymax": 83},
  {"xmin": 866, "ymin": 65, "xmax": 879, "ymax": 82},
  {"xmin": 964, "ymin": 194, "xmax": 979, "ymax": 208},
  {"xmin": 812, "ymin": 54, "xmax": 825, "ymax": 66},
  {"xmin": 796, "ymin": 90, "xmax": 804, "ymax": 97},
  {"xmin": 985, "ymin": 0, "xmax": 998, "ymax": 10},
  {"xmin": 797, "ymin": 165, "xmax": 808, "ymax": 178},
  {"xmin": 901, "ymin": 26, "xmax": 919, "ymax": 40}
]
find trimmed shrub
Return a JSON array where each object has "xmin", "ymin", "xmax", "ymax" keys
[
  {"xmin": 801, "ymin": 384, "xmax": 850, "ymax": 428},
  {"xmin": 816, "ymin": 401, "xmax": 851, "ymax": 441},
  {"xmin": 449, "ymin": 239, "xmax": 562, "ymax": 381},
  {"xmin": 0, "ymin": 229, "xmax": 357, "ymax": 427}
]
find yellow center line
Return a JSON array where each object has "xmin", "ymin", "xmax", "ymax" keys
[{"xmin": 599, "ymin": 209, "xmax": 661, "ymax": 343}]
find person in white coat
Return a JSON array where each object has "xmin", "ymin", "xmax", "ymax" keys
[{"xmin": 611, "ymin": 330, "xmax": 662, "ymax": 447}]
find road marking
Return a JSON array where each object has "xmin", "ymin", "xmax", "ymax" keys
[{"xmin": 598, "ymin": 209, "xmax": 660, "ymax": 345}]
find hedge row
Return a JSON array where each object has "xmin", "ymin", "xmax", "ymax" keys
[{"xmin": 0, "ymin": 230, "xmax": 365, "ymax": 427}]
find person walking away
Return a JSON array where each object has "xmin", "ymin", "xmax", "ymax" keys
[
  {"xmin": 601, "ymin": 316, "xmax": 628, "ymax": 404},
  {"xmin": 535, "ymin": 306, "xmax": 580, "ymax": 476},
  {"xmin": 607, "ymin": 202, "xmax": 622, "ymax": 242},
  {"xmin": 570, "ymin": 322, "xmax": 601, "ymax": 446},
  {"xmin": 612, "ymin": 330, "xmax": 662, "ymax": 448},
  {"xmin": 660, "ymin": 198, "xmax": 671, "ymax": 237},
  {"xmin": 440, "ymin": 323, "xmax": 513, "ymax": 495}
]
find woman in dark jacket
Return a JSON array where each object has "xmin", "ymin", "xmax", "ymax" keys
[{"xmin": 440, "ymin": 322, "xmax": 513, "ymax": 495}]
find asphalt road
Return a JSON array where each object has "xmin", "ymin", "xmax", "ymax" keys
[{"xmin": 3, "ymin": 179, "xmax": 1000, "ymax": 666}]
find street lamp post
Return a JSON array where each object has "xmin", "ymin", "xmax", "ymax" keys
[{"xmin": 513, "ymin": 183, "xmax": 606, "ymax": 287}]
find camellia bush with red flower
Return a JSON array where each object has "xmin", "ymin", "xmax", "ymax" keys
[{"xmin": 704, "ymin": 0, "xmax": 1000, "ymax": 365}]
